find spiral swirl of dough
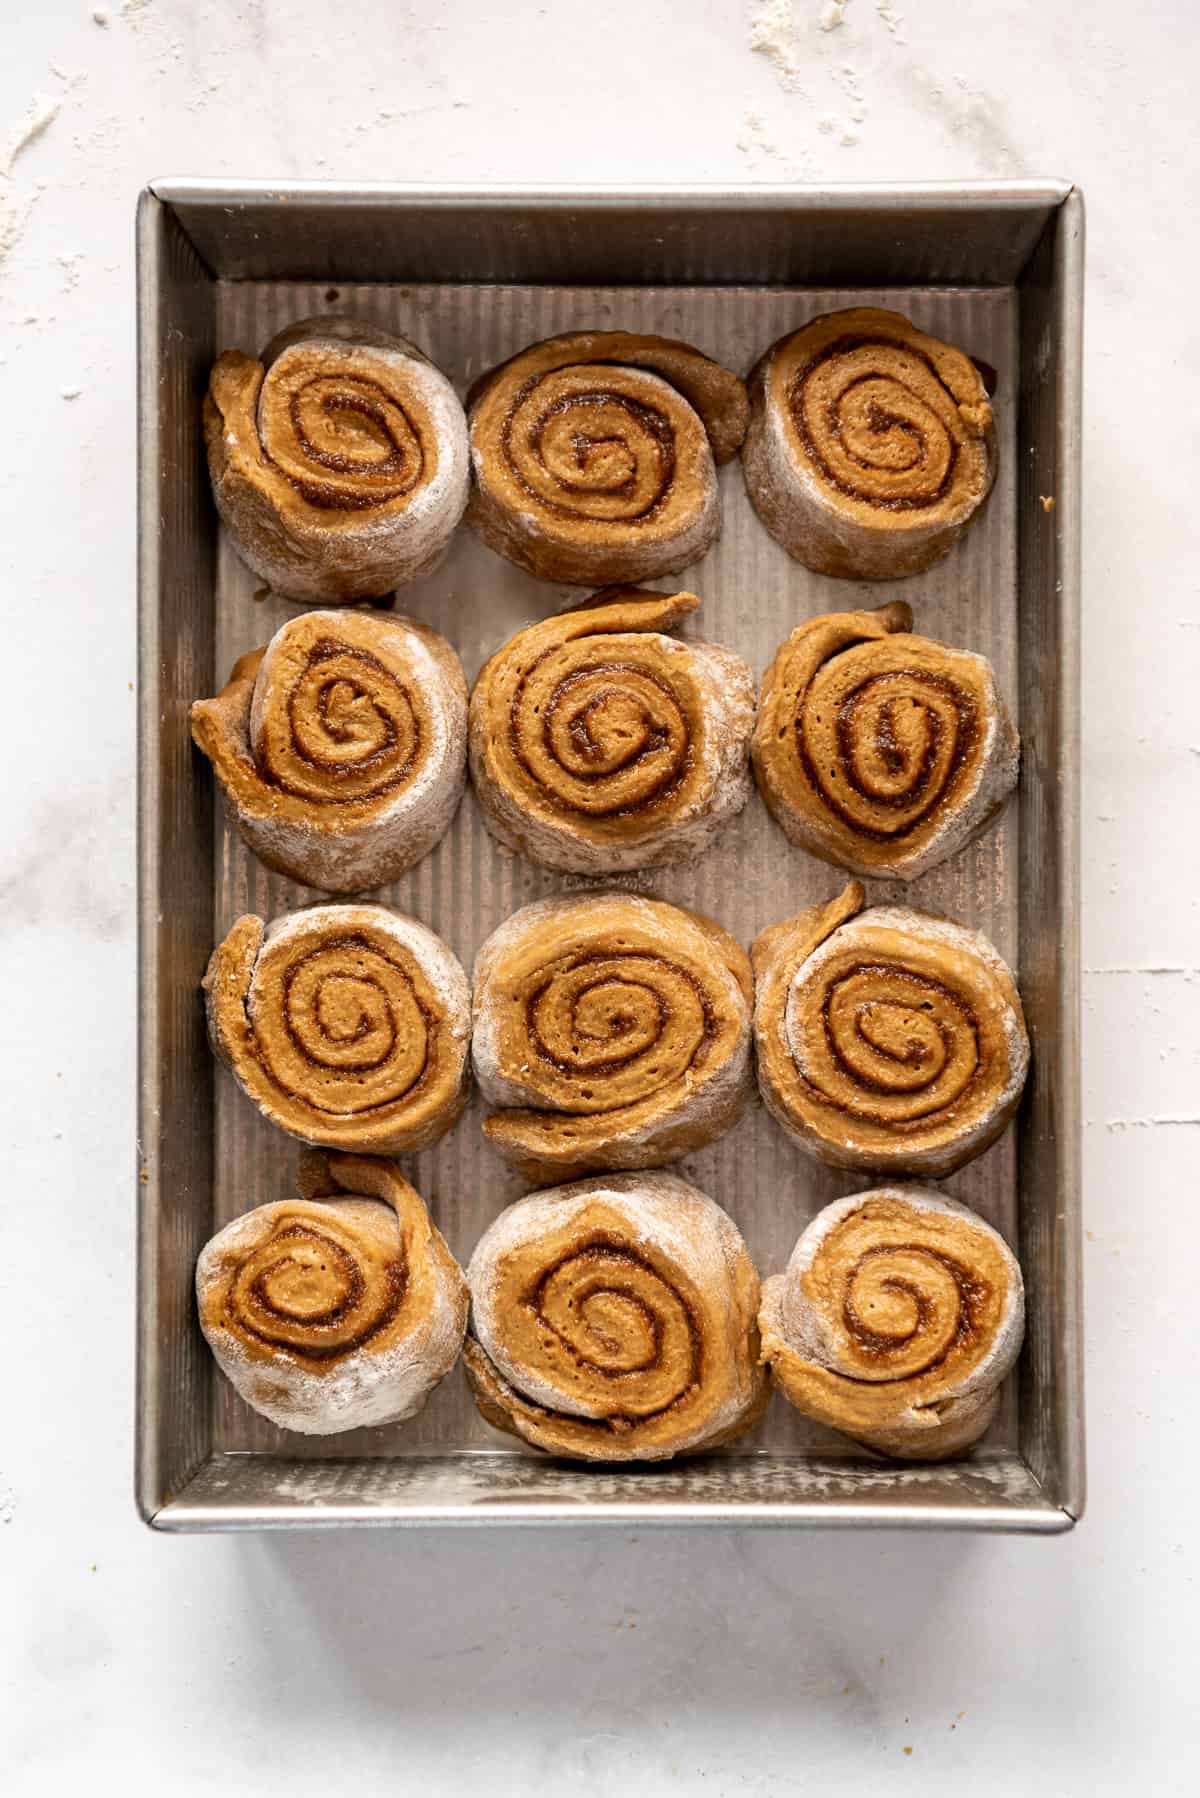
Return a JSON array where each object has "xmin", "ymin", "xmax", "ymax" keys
[
  {"xmin": 472, "ymin": 893, "xmax": 754, "ymax": 1183},
  {"xmin": 759, "ymin": 1186, "xmax": 1024, "ymax": 1459},
  {"xmin": 742, "ymin": 308, "xmax": 995, "ymax": 580},
  {"xmin": 191, "ymin": 610, "xmax": 467, "ymax": 893},
  {"xmin": 467, "ymin": 331, "xmax": 749, "ymax": 585},
  {"xmin": 196, "ymin": 1153, "xmax": 468, "ymax": 1435},
  {"xmin": 752, "ymin": 882, "xmax": 1029, "ymax": 1177},
  {"xmin": 469, "ymin": 588, "xmax": 754, "ymax": 873},
  {"xmin": 204, "ymin": 905, "xmax": 471, "ymax": 1154},
  {"xmin": 753, "ymin": 602, "xmax": 1018, "ymax": 879},
  {"xmin": 203, "ymin": 316, "xmax": 469, "ymax": 602},
  {"xmin": 223, "ymin": 1205, "xmax": 405, "ymax": 1358},
  {"xmin": 464, "ymin": 1173, "xmax": 766, "ymax": 1461},
  {"xmin": 792, "ymin": 339, "xmax": 968, "ymax": 509}
]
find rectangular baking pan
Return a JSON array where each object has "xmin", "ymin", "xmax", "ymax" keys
[{"xmin": 137, "ymin": 182, "xmax": 1083, "ymax": 1531}]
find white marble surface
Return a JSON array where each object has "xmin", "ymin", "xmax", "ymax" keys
[{"xmin": 2, "ymin": 1, "xmax": 1197, "ymax": 1790}]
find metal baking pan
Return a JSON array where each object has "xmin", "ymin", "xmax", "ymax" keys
[{"xmin": 137, "ymin": 181, "xmax": 1083, "ymax": 1532}]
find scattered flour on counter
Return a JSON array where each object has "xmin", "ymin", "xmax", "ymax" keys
[
  {"xmin": 0, "ymin": 196, "xmax": 20, "ymax": 268},
  {"xmin": 814, "ymin": 60, "xmax": 866, "ymax": 143},
  {"xmin": 736, "ymin": 108, "xmax": 815, "ymax": 176},
  {"xmin": 910, "ymin": 70, "xmax": 1024, "ymax": 174},
  {"xmin": 61, "ymin": 387, "xmax": 82, "ymax": 400},
  {"xmin": 819, "ymin": 2, "xmax": 849, "ymax": 29},
  {"xmin": 1, "ymin": 93, "xmax": 62, "ymax": 176},
  {"xmin": 1106, "ymin": 1116, "xmax": 1200, "ymax": 1132},
  {"xmin": 835, "ymin": 62, "xmax": 867, "ymax": 122},
  {"xmin": 736, "ymin": 108, "xmax": 770, "ymax": 151},
  {"xmin": 830, "ymin": 124, "xmax": 858, "ymax": 144},
  {"xmin": 93, "ymin": 7, "xmax": 112, "ymax": 22},
  {"xmin": 0, "ymin": 1482, "xmax": 14, "ymax": 1525},
  {"xmin": 876, "ymin": 0, "xmax": 906, "ymax": 38},
  {"xmin": 748, "ymin": 0, "xmax": 803, "ymax": 91},
  {"xmin": 0, "ymin": 93, "xmax": 64, "ymax": 276},
  {"xmin": 121, "ymin": 0, "xmax": 153, "ymax": 17}
]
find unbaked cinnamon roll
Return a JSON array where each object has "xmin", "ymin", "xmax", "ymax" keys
[
  {"xmin": 752, "ymin": 602, "xmax": 1018, "ymax": 880},
  {"xmin": 743, "ymin": 308, "xmax": 996, "ymax": 579},
  {"xmin": 464, "ymin": 1172, "xmax": 766, "ymax": 1461},
  {"xmin": 204, "ymin": 316, "xmax": 469, "ymax": 602},
  {"xmin": 467, "ymin": 330, "xmax": 749, "ymax": 584},
  {"xmin": 197, "ymin": 1152, "xmax": 468, "ymax": 1435},
  {"xmin": 759, "ymin": 1186, "xmax": 1024, "ymax": 1459},
  {"xmin": 473, "ymin": 893, "xmax": 754, "ymax": 1183},
  {"xmin": 191, "ymin": 609, "xmax": 467, "ymax": 893},
  {"xmin": 204, "ymin": 905, "xmax": 471, "ymax": 1153},
  {"xmin": 753, "ymin": 882, "xmax": 1028, "ymax": 1177},
  {"xmin": 469, "ymin": 587, "xmax": 754, "ymax": 873}
]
